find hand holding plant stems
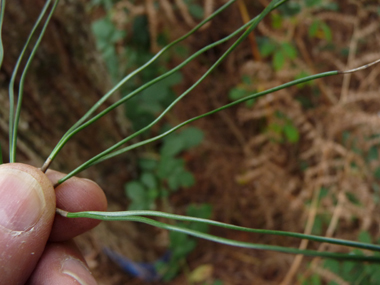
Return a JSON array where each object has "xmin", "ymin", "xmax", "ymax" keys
[
  {"xmin": 3, "ymin": 0, "xmax": 380, "ymax": 282},
  {"xmin": 0, "ymin": 163, "xmax": 107, "ymax": 284}
]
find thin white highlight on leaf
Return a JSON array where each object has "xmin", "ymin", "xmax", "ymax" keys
[{"xmin": 340, "ymin": 58, "xmax": 380, "ymax": 74}]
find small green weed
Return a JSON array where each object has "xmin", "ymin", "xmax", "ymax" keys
[
  {"xmin": 266, "ymin": 111, "xmax": 299, "ymax": 143},
  {"xmin": 125, "ymin": 126, "xmax": 203, "ymax": 210},
  {"xmin": 259, "ymin": 38, "xmax": 298, "ymax": 71}
]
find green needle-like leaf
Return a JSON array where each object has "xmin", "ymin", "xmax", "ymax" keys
[
  {"xmin": 0, "ymin": 0, "xmax": 6, "ymax": 69},
  {"xmin": 61, "ymin": 70, "xmax": 336, "ymax": 181},
  {"xmin": 56, "ymin": 0, "xmax": 289, "ymax": 184},
  {"xmin": 62, "ymin": 210, "xmax": 380, "ymax": 262},
  {"xmin": 43, "ymin": 0, "xmax": 238, "ymax": 171},
  {"xmin": 9, "ymin": 0, "xmax": 58, "ymax": 162}
]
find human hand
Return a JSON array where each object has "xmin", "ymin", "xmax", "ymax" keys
[{"xmin": 0, "ymin": 163, "xmax": 107, "ymax": 284}]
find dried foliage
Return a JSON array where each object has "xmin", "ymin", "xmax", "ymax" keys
[{"xmin": 234, "ymin": 2, "xmax": 380, "ymax": 283}]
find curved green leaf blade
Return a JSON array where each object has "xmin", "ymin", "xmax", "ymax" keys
[
  {"xmin": 63, "ymin": 210, "xmax": 380, "ymax": 253},
  {"xmin": 56, "ymin": 0, "xmax": 289, "ymax": 184},
  {"xmin": 62, "ymin": 210, "xmax": 380, "ymax": 262},
  {"xmin": 9, "ymin": 0, "xmax": 58, "ymax": 162}
]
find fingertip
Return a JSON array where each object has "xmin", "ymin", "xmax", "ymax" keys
[
  {"xmin": 28, "ymin": 241, "xmax": 97, "ymax": 285},
  {"xmin": 46, "ymin": 171, "xmax": 107, "ymax": 241},
  {"xmin": 0, "ymin": 163, "xmax": 56, "ymax": 284}
]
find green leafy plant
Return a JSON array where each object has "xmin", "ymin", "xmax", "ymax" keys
[
  {"xmin": 259, "ymin": 38, "xmax": 298, "ymax": 71},
  {"xmin": 308, "ymin": 19, "xmax": 332, "ymax": 42},
  {"xmin": 3, "ymin": 1, "xmax": 380, "ymax": 284},
  {"xmin": 92, "ymin": 16, "xmax": 126, "ymax": 83},
  {"xmin": 266, "ymin": 111, "xmax": 300, "ymax": 143},
  {"xmin": 125, "ymin": 126, "xmax": 203, "ymax": 210}
]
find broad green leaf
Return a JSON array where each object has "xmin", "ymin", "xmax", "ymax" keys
[
  {"xmin": 138, "ymin": 158, "xmax": 158, "ymax": 171},
  {"xmin": 92, "ymin": 18, "xmax": 114, "ymax": 42},
  {"xmin": 312, "ymin": 215, "xmax": 323, "ymax": 235},
  {"xmin": 168, "ymin": 168, "xmax": 189, "ymax": 191},
  {"xmin": 370, "ymin": 269, "xmax": 380, "ymax": 283},
  {"xmin": 187, "ymin": 204, "xmax": 212, "ymax": 219},
  {"xmin": 305, "ymin": 0, "xmax": 322, "ymax": 7},
  {"xmin": 147, "ymin": 188, "xmax": 159, "ymax": 199},
  {"xmin": 345, "ymin": 192, "xmax": 360, "ymax": 205},
  {"xmin": 284, "ymin": 123, "xmax": 299, "ymax": 143},
  {"xmin": 170, "ymin": 230, "xmax": 194, "ymax": 250},
  {"xmin": 273, "ymin": 50, "xmax": 285, "ymax": 71},
  {"xmin": 268, "ymin": 123, "xmax": 283, "ymax": 135},
  {"xmin": 358, "ymin": 231, "xmax": 372, "ymax": 244},
  {"xmin": 374, "ymin": 167, "xmax": 380, "ymax": 179},
  {"xmin": 178, "ymin": 170, "xmax": 195, "ymax": 188},
  {"xmin": 367, "ymin": 146, "xmax": 378, "ymax": 161},
  {"xmin": 160, "ymin": 135, "xmax": 185, "ymax": 157},
  {"xmin": 281, "ymin": 42, "xmax": 297, "ymax": 59},
  {"xmin": 260, "ymin": 40, "xmax": 276, "ymax": 57},
  {"xmin": 341, "ymin": 260, "xmax": 355, "ymax": 275},
  {"xmin": 157, "ymin": 157, "xmax": 184, "ymax": 179},
  {"xmin": 125, "ymin": 181, "xmax": 146, "ymax": 201},
  {"xmin": 310, "ymin": 274, "xmax": 322, "ymax": 285},
  {"xmin": 308, "ymin": 21, "xmax": 319, "ymax": 38},
  {"xmin": 319, "ymin": 187, "xmax": 329, "ymax": 199},
  {"xmin": 320, "ymin": 22, "xmax": 332, "ymax": 42},
  {"xmin": 323, "ymin": 259, "xmax": 340, "ymax": 274},
  {"xmin": 181, "ymin": 127, "xmax": 204, "ymax": 149},
  {"xmin": 229, "ymin": 87, "xmax": 247, "ymax": 101},
  {"xmin": 141, "ymin": 172, "xmax": 157, "ymax": 189},
  {"xmin": 271, "ymin": 13, "xmax": 283, "ymax": 29},
  {"xmin": 125, "ymin": 181, "xmax": 155, "ymax": 210}
]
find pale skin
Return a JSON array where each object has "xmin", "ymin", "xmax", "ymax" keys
[{"xmin": 0, "ymin": 163, "xmax": 107, "ymax": 284}]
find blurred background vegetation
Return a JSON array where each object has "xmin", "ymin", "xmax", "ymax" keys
[{"xmin": 1, "ymin": 0, "xmax": 380, "ymax": 284}]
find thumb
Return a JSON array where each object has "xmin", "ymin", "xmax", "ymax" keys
[{"xmin": 0, "ymin": 163, "xmax": 56, "ymax": 284}]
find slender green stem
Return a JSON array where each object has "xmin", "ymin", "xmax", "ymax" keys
[
  {"xmin": 0, "ymin": 0, "xmax": 6, "ymax": 69},
  {"xmin": 43, "ymin": 0, "xmax": 238, "ymax": 170},
  {"xmin": 62, "ymin": 211, "xmax": 380, "ymax": 262},
  {"xmin": 56, "ymin": 0, "xmax": 288, "ymax": 184},
  {"xmin": 125, "ymin": 216, "xmax": 380, "ymax": 262},
  {"xmin": 58, "ymin": 70, "xmax": 336, "ymax": 183},
  {"xmin": 9, "ymin": 0, "xmax": 57, "ymax": 162},
  {"xmin": 48, "ymin": 16, "xmax": 255, "ymax": 165},
  {"xmin": 64, "ymin": 209, "xmax": 380, "ymax": 252}
]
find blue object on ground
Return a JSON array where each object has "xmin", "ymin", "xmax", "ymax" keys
[{"xmin": 103, "ymin": 247, "xmax": 171, "ymax": 282}]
